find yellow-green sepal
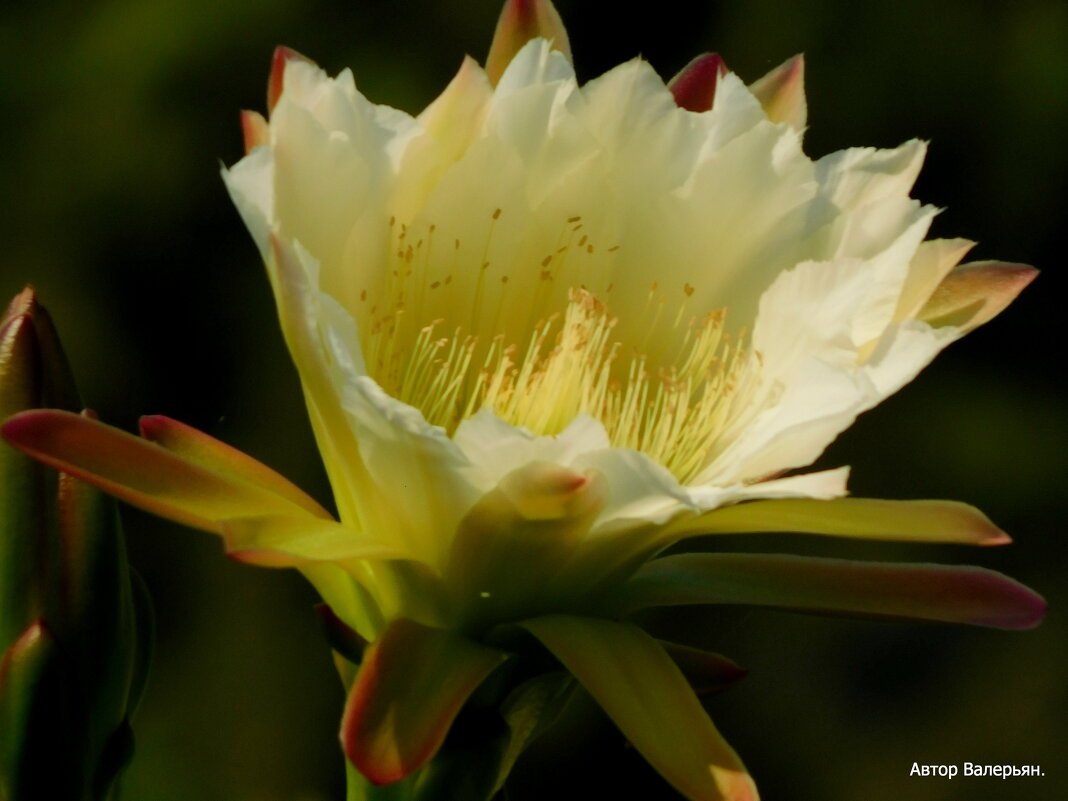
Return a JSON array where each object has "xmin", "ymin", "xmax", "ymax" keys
[
  {"xmin": 518, "ymin": 615, "xmax": 758, "ymax": 801},
  {"xmin": 748, "ymin": 54, "xmax": 806, "ymax": 130},
  {"xmin": 664, "ymin": 497, "xmax": 1011, "ymax": 546}
]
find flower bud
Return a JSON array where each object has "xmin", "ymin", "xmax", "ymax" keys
[{"xmin": 0, "ymin": 288, "xmax": 152, "ymax": 800}]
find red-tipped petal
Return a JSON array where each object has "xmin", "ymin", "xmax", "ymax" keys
[
  {"xmin": 139, "ymin": 415, "xmax": 331, "ymax": 520},
  {"xmin": 268, "ymin": 45, "xmax": 314, "ymax": 114},
  {"xmin": 920, "ymin": 261, "xmax": 1038, "ymax": 333},
  {"xmin": 485, "ymin": 0, "xmax": 572, "ymax": 87},
  {"xmin": 341, "ymin": 618, "xmax": 507, "ymax": 784},
  {"xmin": 611, "ymin": 553, "xmax": 1047, "ymax": 630},
  {"xmin": 668, "ymin": 53, "xmax": 729, "ymax": 112}
]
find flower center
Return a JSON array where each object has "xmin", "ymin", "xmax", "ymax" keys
[{"xmin": 356, "ymin": 213, "xmax": 762, "ymax": 484}]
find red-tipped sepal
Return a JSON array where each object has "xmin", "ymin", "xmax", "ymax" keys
[
  {"xmin": 139, "ymin": 414, "xmax": 331, "ymax": 520},
  {"xmin": 920, "ymin": 261, "xmax": 1038, "ymax": 333},
  {"xmin": 485, "ymin": 0, "xmax": 572, "ymax": 86},
  {"xmin": 668, "ymin": 53, "xmax": 729, "ymax": 112},
  {"xmin": 748, "ymin": 54, "xmax": 806, "ymax": 130},
  {"xmin": 240, "ymin": 110, "xmax": 269, "ymax": 154},
  {"xmin": 268, "ymin": 45, "xmax": 315, "ymax": 114},
  {"xmin": 2, "ymin": 410, "xmax": 326, "ymax": 534},
  {"xmin": 341, "ymin": 618, "xmax": 508, "ymax": 784},
  {"xmin": 608, "ymin": 553, "xmax": 1047, "ymax": 630}
]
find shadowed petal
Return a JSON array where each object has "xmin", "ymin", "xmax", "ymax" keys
[
  {"xmin": 444, "ymin": 461, "xmax": 605, "ymax": 624},
  {"xmin": 519, "ymin": 615, "xmax": 758, "ymax": 801},
  {"xmin": 608, "ymin": 553, "xmax": 1046, "ymax": 629}
]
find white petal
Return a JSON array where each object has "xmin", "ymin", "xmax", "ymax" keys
[
  {"xmin": 864, "ymin": 318, "xmax": 960, "ymax": 397},
  {"xmin": 412, "ymin": 56, "xmax": 494, "ymax": 171},
  {"xmin": 573, "ymin": 448, "xmax": 697, "ymax": 532},
  {"xmin": 272, "ymin": 238, "xmax": 482, "ymax": 565},
  {"xmin": 452, "ymin": 409, "xmax": 610, "ymax": 493},
  {"xmin": 494, "ymin": 39, "xmax": 576, "ymax": 98},
  {"xmin": 814, "ymin": 139, "xmax": 926, "ymax": 212},
  {"xmin": 270, "ymin": 99, "xmax": 380, "ymax": 289},
  {"xmin": 222, "ymin": 147, "xmax": 274, "ymax": 261},
  {"xmin": 721, "ymin": 466, "xmax": 851, "ymax": 503},
  {"xmin": 339, "ymin": 376, "xmax": 481, "ymax": 564}
]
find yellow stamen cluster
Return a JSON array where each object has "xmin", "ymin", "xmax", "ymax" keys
[{"xmin": 358, "ymin": 215, "xmax": 761, "ymax": 484}]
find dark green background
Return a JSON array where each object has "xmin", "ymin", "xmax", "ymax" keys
[{"xmin": 1, "ymin": 1, "xmax": 1064, "ymax": 799}]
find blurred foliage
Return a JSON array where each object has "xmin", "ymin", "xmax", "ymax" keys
[{"xmin": 0, "ymin": 1, "xmax": 1065, "ymax": 799}]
